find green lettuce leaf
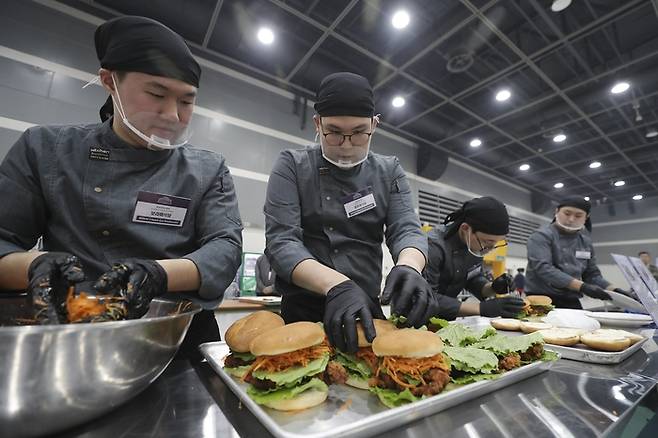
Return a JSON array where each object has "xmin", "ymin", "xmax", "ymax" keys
[
  {"xmin": 477, "ymin": 326, "xmax": 498, "ymax": 340},
  {"xmin": 471, "ymin": 332, "xmax": 544, "ymax": 355},
  {"xmin": 369, "ymin": 386, "xmax": 419, "ymax": 408},
  {"xmin": 231, "ymin": 351, "xmax": 255, "ymax": 361},
  {"xmin": 247, "ymin": 378, "xmax": 328, "ymax": 404},
  {"xmin": 436, "ymin": 324, "xmax": 479, "ymax": 346},
  {"xmin": 451, "ymin": 373, "xmax": 501, "ymax": 385},
  {"xmin": 389, "ymin": 314, "xmax": 407, "ymax": 327},
  {"xmin": 443, "ymin": 346, "xmax": 499, "ymax": 374},
  {"xmin": 540, "ymin": 350, "xmax": 559, "ymax": 362},
  {"xmin": 428, "ymin": 317, "xmax": 450, "ymax": 332},
  {"xmin": 225, "ymin": 364, "xmax": 251, "ymax": 378},
  {"xmin": 335, "ymin": 351, "xmax": 372, "ymax": 379},
  {"xmin": 252, "ymin": 355, "xmax": 329, "ymax": 386}
]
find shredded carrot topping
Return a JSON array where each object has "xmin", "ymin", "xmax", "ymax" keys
[
  {"xmin": 244, "ymin": 342, "xmax": 331, "ymax": 380},
  {"xmin": 377, "ymin": 354, "xmax": 450, "ymax": 389}
]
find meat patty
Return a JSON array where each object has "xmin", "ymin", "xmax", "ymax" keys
[
  {"xmin": 410, "ymin": 369, "xmax": 450, "ymax": 397},
  {"xmin": 498, "ymin": 353, "xmax": 521, "ymax": 371},
  {"xmin": 326, "ymin": 360, "xmax": 348, "ymax": 385},
  {"xmin": 520, "ymin": 343, "xmax": 544, "ymax": 361},
  {"xmin": 224, "ymin": 354, "xmax": 253, "ymax": 369}
]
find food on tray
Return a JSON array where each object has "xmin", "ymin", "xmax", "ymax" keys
[
  {"xmin": 518, "ymin": 295, "xmax": 554, "ymax": 318},
  {"xmin": 520, "ymin": 321, "xmax": 553, "ymax": 333},
  {"xmin": 580, "ymin": 331, "xmax": 631, "ymax": 352},
  {"xmin": 369, "ymin": 329, "xmax": 451, "ymax": 408},
  {"xmin": 334, "ymin": 319, "xmax": 397, "ymax": 389},
  {"xmin": 436, "ymin": 323, "xmax": 497, "ymax": 347},
  {"xmin": 536, "ymin": 328, "xmax": 581, "ymax": 346},
  {"xmin": 442, "ymin": 346, "xmax": 500, "ymax": 385},
  {"xmin": 589, "ymin": 329, "xmax": 644, "ymax": 345},
  {"xmin": 471, "ymin": 332, "xmax": 551, "ymax": 371},
  {"xmin": 243, "ymin": 322, "xmax": 333, "ymax": 411},
  {"xmin": 224, "ymin": 311, "xmax": 285, "ymax": 378},
  {"xmin": 490, "ymin": 318, "xmax": 521, "ymax": 331}
]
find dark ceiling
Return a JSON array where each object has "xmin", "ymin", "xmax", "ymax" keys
[{"xmin": 60, "ymin": 0, "xmax": 658, "ymax": 205}]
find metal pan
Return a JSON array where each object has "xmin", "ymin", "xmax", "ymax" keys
[
  {"xmin": 200, "ymin": 342, "xmax": 555, "ymax": 438},
  {"xmin": 541, "ymin": 338, "xmax": 648, "ymax": 364}
]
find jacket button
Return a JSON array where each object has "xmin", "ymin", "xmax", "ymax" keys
[
  {"xmin": 102, "ymin": 230, "xmax": 110, "ymax": 237},
  {"xmin": 94, "ymin": 187, "xmax": 103, "ymax": 193},
  {"xmin": 326, "ymin": 196, "xmax": 331, "ymax": 201}
]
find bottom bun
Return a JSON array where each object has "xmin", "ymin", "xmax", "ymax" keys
[
  {"xmin": 520, "ymin": 321, "xmax": 553, "ymax": 333},
  {"xmin": 580, "ymin": 333, "xmax": 631, "ymax": 352},
  {"xmin": 345, "ymin": 375, "xmax": 370, "ymax": 390},
  {"xmin": 536, "ymin": 328, "xmax": 580, "ymax": 346},
  {"xmin": 490, "ymin": 318, "xmax": 521, "ymax": 331},
  {"xmin": 262, "ymin": 388, "xmax": 328, "ymax": 411},
  {"xmin": 591, "ymin": 329, "xmax": 644, "ymax": 344}
]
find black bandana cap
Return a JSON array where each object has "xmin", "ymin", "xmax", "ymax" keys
[
  {"xmin": 95, "ymin": 16, "xmax": 201, "ymax": 121},
  {"xmin": 555, "ymin": 195, "xmax": 592, "ymax": 231},
  {"xmin": 444, "ymin": 196, "xmax": 509, "ymax": 237},
  {"xmin": 313, "ymin": 72, "xmax": 375, "ymax": 118}
]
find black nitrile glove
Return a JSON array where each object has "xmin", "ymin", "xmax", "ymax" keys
[
  {"xmin": 380, "ymin": 265, "xmax": 428, "ymax": 316},
  {"xmin": 27, "ymin": 252, "xmax": 85, "ymax": 324},
  {"xmin": 480, "ymin": 296, "xmax": 526, "ymax": 318},
  {"xmin": 491, "ymin": 273, "xmax": 513, "ymax": 294},
  {"xmin": 94, "ymin": 259, "xmax": 167, "ymax": 319},
  {"xmin": 580, "ymin": 283, "xmax": 612, "ymax": 300},
  {"xmin": 324, "ymin": 280, "xmax": 385, "ymax": 353}
]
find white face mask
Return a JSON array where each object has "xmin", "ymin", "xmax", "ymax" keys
[
  {"xmin": 316, "ymin": 116, "xmax": 378, "ymax": 169},
  {"xmin": 554, "ymin": 215, "xmax": 584, "ymax": 232},
  {"xmin": 111, "ymin": 74, "xmax": 192, "ymax": 150},
  {"xmin": 466, "ymin": 228, "xmax": 487, "ymax": 258}
]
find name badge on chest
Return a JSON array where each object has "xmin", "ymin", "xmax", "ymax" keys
[
  {"xmin": 132, "ymin": 191, "xmax": 190, "ymax": 227},
  {"xmin": 575, "ymin": 250, "xmax": 591, "ymax": 260},
  {"xmin": 341, "ymin": 187, "xmax": 376, "ymax": 218},
  {"xmin": 466, "ymin": 265, "xmax": 482, "ymax": 280}
]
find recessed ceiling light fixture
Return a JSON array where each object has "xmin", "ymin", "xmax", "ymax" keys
[
  {"xmin": 495, "ymin": 89, "xmax": 511, "ymax": 102},
  {"xmin": 519, "ymin": 163, "xmax": 530, "ymax": 171},
  {"xmin": 554, "ymin": 182, "xmax": 564, "ymax": 189},
  {"xmin": 469, "ymin": 138, "xmax": 482, "ymax": 147},
  {"xmin": 391, "ymin": 10, "xmax": 410, "ymax": 29},
  {"xmin": 391, "ymin": 96, "xmax": 406, "ymax": 108},
  {"xmin": 257, "ymin": 27, "xmax": 275, "ymax": 45}
]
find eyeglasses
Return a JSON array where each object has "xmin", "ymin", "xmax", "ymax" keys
[
  {"xmin": 474, "ymin": 233, "xmax": 508, "ymax": 254},
  {"xmin": 319, "ymin": 121, "xmax": 373, "ymax": 146}
]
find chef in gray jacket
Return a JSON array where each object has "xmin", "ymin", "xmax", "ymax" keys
[
  {"xmin": 265, "ymin": 72, "xmax": 430, "ymax": 353},
  {"xmin": 0, "ymin": 16, "xmax": 242, "ymax": 359},
  {"xmin": 525, "ymin": 196, "xmax": 613, "ymax": 309}
]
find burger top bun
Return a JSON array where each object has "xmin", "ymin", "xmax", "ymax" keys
[
  {"xmin": 250, "ymin": 321, "xmax": 325, "ymax": 356},
  {"xmin": 520, "ymin": 321, "xmax": 553, "ymax": 333},
  {"xmin": 372, "ymin": 328, "xmax": 444, "ymax": 358},
  {"xmin": 490, "ymin": 318, "xmax": 522, "ymax": 331},
  {"xmin": 225, "ymin": 311, "xmax": 284, "ymax": 353},
  {"xmin": 356, "ymin": 319, "xmax": 397, "ymax": 347}
]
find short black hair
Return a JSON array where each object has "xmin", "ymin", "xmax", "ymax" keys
[
  {"xmin": 517, "ymin": 268, "xmax": 524, "ymax": 273},
  {"xmin": 639, "ymin": 251, "xmax": 650, "ymax": 256}
]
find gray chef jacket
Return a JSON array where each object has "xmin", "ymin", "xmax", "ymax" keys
[
  {"xmin": 0, "ymin": 121, "xmax": 242, "ymax": 308},
  {"xmin": 525, "ymin": 223, "xmax": 609, "ymax": 299},
  {"xmin": 425, "ymin": 226, "xmax": 488, "ymax": 319},
  {"xmin": 264, "ymin": 145, "xmax": 427, "ymax": 322}
]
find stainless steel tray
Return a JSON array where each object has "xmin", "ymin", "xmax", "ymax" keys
[
  {"xmin": 540, "ymin": 338, "xmax": 648, "ymax": 364},
  {"xmin": 200, "ymin": 341, "xmax": 555, "ymax": 438}
]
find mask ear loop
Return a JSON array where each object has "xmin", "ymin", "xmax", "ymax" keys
[{"xmin": 82, "ymin": 75, "xmax": 101, "ymax": 89}]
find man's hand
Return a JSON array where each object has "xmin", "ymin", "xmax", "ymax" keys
[
  {"xmin": 324, "ymin": 280, "xmax": 385, "ymax": 353},
  {"xmin": 380, "ymin": 265, "xmax": 428, "ymax": 315},
  {"xmin": 491, "ymin": 273, "xmax": 513, "ymax": 294},
  {"xmin": 580, "ymin": 283, "xmax": 612, "ymax": 300},
  {"xmin": 480, "ymin": 296, "xmax": 525, "ymax": 318},
  {"xmin": 27, "ymin": 252, "xmax": 85, "ymax": 324},
  {"xmin": 94, "ymin": 259, "xmax": 167, "ymax": 319}
]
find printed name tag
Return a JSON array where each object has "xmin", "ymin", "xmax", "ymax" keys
[
  {"xmin": 132, "ymin": 191, "xmax": 190, "ymax": 227},
  {"xmin": 576, "ymin": 250, "xmax": 591, "ymax": 260},
  {"xmin": 341, "ymin": 187, "xmax": 376, "ymax": 218},
  {"xmin": 466, "ymin": 265, "xmax": 482, "ymax": 280}
]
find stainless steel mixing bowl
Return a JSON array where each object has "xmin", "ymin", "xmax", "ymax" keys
[{"xmin": 0, "ymin": 296, "xmax": 201, "ymax": 437}]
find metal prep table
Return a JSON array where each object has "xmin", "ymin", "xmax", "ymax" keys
[{"xmin": 51, "ymin": 318, "xmax": 658, "ymax": 438}]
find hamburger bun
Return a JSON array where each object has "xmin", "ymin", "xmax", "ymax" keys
[
  {"xmin": 372, "ymin": 328, "xmax": 443, "ymax": 358},
  {"xmin": 590, "ymin": 329, "xmax": 644, "ymax": 345},
  {"xmin": 261, "ymin": 386, "xmax": 328, "ymax": 411},
  {"xmin": 526, "ymin": 295, "xmax": 553, "ymax": 306},
  {"xmin": 250, "ymin": 321, "xmax": 324, "ymax": 356},
  {"xmin": 580, "ymin": 332, "xmax": 631, "ymax": 352},
  {"xmin": 356, "ymin": 319, "xmax": 397, "ymax": 347},
  {"xmin": 520, "ymin": 321, "xmax": 553, "ymax": 333},
  {"xmin": 225, "ymin": 311, "xmax": 284, "ymax": 353},
  {"xmin": 536, "ymin": 328, "xmax": 581, "ymax": 346},
  {"xmin": 490, "ymin": 318, "xmax": 522, "ymax": 331}
]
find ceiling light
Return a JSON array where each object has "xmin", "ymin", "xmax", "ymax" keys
[
  {"xmin": 646, "ymin": 128, "xmax": 658, "ymax": 138},
  {"xmin": 257, "ymin": 27, "xmax": 275, "ymax": 45},
  {"xmin": 553, "ymin": 133, "xmax": 567, "ymax": 143},
  {"xmin": 391, "ymin": 96, "xmax": 406, "ymax": 108},
  {"xmin": 391, "ymin": 10, "xmax": 410, "ymax": 29},
  {"xmin": 554, "ymin": 182, "xmax": 564, "ymax": 189},
  {"xmin": 469, "ymin": 138, "xmax": 482, "ymax": 147},
  {"xmin": 614, "ymin": 180, "xmax": 625, "ymax": 187},
  {"xmin": 495, "ymin": 89, "xmax": 511, "ymax": 102},
  {"xmin": 589, "ymin": 161, "xmax": 601, "ymax": 169},
  {"xmin": 633, "ymin": 194, "xmax": 643, "ymax": 200},
  {"xmin": 610, "ymin": 81, "xmax": 630, "ymax": 94},
  {"xmin": 519, "ymin": 163, "xmax": 530, "ymax": 171},
  {"xmin": 551, "ymin": 0, "xmax": 572, "ymax": 12},
  {"xmin": 584, "ymin": 196, "xmax": 590, "ymax": 201}
]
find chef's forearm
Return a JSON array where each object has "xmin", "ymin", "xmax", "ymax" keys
[
  {"xmin": 569, "ymin": 278, "xmax": 583, "ymax": 291},
  {"xmin": 0, "ymin": 251, "xmax": 43, "ymax": 290},
  {"xmin": 396, "ymin": 247, "xmax": 426, "ymax": 273},
  {"xmin": 291, "ymin": 259, "xmax": 349, "ymax": 295},
  {"xmin": 157, "ymin": 258, "xmax": 201, "ymax": 292}
]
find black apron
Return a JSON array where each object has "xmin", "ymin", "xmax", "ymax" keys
[{"xmin": 175, "ymin": 309, "xmax": 220, "ymax": 362}]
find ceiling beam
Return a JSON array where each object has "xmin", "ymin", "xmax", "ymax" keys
[{"xmin": 202, "ymin": 0, "xmax": 223, "ymax": 48}]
